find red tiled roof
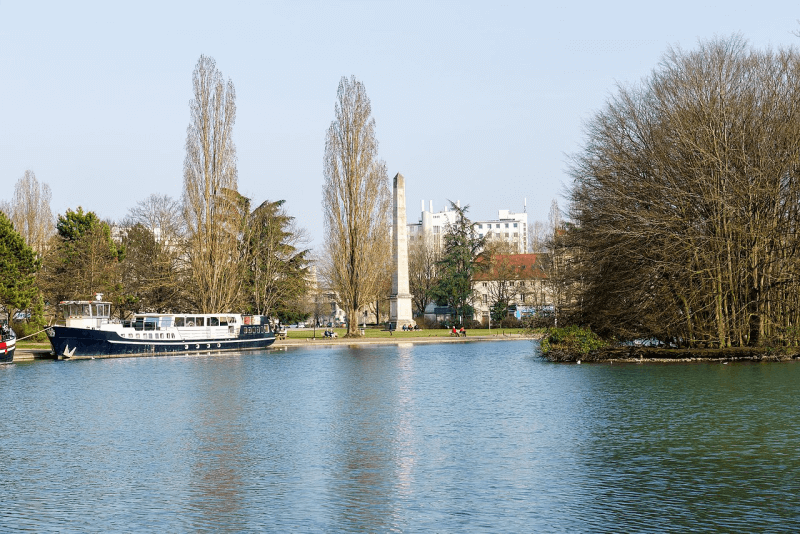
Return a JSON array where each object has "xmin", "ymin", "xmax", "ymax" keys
[{"xmin": 474, "ymin": 253, "xmax": 546, "ymax": 280}]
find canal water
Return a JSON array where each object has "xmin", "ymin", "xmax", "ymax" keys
[{"xmin": 1, "ymin": 340, "xmax": 798, "ymax": 532}]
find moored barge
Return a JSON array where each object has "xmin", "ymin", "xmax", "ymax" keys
[{"xmin": 47, "ymin": 297, "xmax": 275, "ymax": 359}]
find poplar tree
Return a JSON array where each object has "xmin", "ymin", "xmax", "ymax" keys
[
  {"xmin": 182, "ymin": 55, "xmax": 244, "ymax": 313},
  {"xmin": 321, "ymin": 76, "xmax": 390, "ymax": 337}
]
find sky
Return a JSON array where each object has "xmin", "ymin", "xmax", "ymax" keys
[{"xmin": 2, "ymin": 1, "xmax": 798, "ymax": 249}]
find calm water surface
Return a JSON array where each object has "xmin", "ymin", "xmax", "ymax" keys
[{"xmin": 1, "ymin": 340, "xmax": 799, "ymax": 532}]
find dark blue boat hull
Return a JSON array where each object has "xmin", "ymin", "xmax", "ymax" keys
[
  {"xmin": 0, "ymin": 346, "xmax": 12, "ymax": 364},
  {"xmin": 48, "ymin": 326, "xmax": 275, "ymax": 358}
]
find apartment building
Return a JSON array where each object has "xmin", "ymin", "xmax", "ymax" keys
[{"xmin": 407, "ymin": 201, "xmax": 528, "ymax": 254}]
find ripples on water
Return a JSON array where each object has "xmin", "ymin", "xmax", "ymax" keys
[{"xmin": 1, "ymin": 342, "xmax": 799, "ymax": 532}]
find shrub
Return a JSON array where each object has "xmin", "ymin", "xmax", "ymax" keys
[
  {"xmin": 11, "ymin": 319, "xmax": 49, "ymax": 342},
  {"xmin": 539, "ymin": 325, "xmax": 607, "ymax": 362},
  {"xmin": 500, "ymin": 316, "xmax": 522, "ymax": 328}
]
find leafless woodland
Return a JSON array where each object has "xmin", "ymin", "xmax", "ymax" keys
[{"xmin": 564, "ymin": 36, "xmax": 800, "ymax": 348}]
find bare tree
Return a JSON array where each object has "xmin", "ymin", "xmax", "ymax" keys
[
  {"xmin": 408, "ymin": 234, "xmax": 440, "ymax": 317},
  {"xmin": 321, "ymin": 76, "xmax": 391, "ymax": 337},
  {"xmin": 124, "ymin": 194, "xmax": 184, "ymax": 246},
  {"xmin": 566, "ymin": 36, "xmax": 800, "ymax": 347},
  {"xmin": 6, "ymin": 170, "xmax": 53, "ymax": 255},
  {"xmin": 528, "ymin": 220, "xmax": 548, "ymax": 254},
  {"xmin": 182, "ymin": 55, "xmax": 244, "ymax": 313}
]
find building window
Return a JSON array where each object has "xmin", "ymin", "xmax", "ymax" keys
[
  {"xmin": 505, "ymin": 223, "xmax": 509, "ymax": 228},
  {"xmin": 513, "ymin": 223, "xmax": 518, "ymax": 227},
  {"xmin": 478, "ymin": 224, "xmax": 483, "ymax": 229},
  {"xmin": 496, "ymin": 224, "xmax": 500, "ymax": 228}
]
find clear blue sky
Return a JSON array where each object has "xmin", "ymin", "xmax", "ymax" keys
[{"xmin": 2, "ymin": 1, "xmax": 798, "ymax": 247}]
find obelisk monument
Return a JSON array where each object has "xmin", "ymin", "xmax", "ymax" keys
[{"xmin": 389, "ymin": 173, "xmax": 415, "ymax": 330}]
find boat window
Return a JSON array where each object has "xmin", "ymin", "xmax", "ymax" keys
[
  {"xmin": 133, "ymin": 318, "xmax": 144, "ymax": 331},
  {"xmin": 144, "ymin": 320, "xmax": 156, "ymax": 331},
  {"xmin": 175, "ymin": 317, "xmax": 185, "ymax": 327},
  {"xmin": 219, "ymin": 317, "xmax": 228, "ymax": 326},
  {"xmin": 68, "ymin": 304, "xmax": 91, "ymax": 317},
  {"xmin": 208, "ymin": 317, "xmax": 219, "ymax": 326},
  {"xmin": 195, "ymin": 317, "xmax": 205, "ymax": 327},
  {"xmin": 135, "ymin": 334, "xmax": 140, "ymax": 339}
]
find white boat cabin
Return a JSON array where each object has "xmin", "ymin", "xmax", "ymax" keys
[
  {"xmin": 58, "ymin": 296, "xmax": 271, "ymax": 341},
  {"xmin": 61, "ymin": 300, "xmax": 112, "ymax": 329}
]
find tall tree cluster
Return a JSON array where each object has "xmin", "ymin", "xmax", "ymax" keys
[
  {"xmin": 321, "ymin": 75, "xmax": 391, "ymax": 337},
  {"xmin": 2, "ymin": 54, "xmax": 312, "ymax": 326},
  {"xmin": 565, "ymin": 36, "xmax": 800, "ymax": 347},
  {"xmin": 182, "ymin": 55, "xmax": 245, "ymax": 313}
]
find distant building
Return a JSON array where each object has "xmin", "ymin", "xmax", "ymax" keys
[
  {"xmin": 471, "ymin": 253, "xmax": 550, "ymax": 324},
  {"xmin": 474, "ymin": 209, "xmax": 528, "ymax": 254},
  {"xmin": 407, "ymin": 200, "xmax": 528, "ymax": 254},
  {"xmin": 422, "ymin": 253, "xmax": 552, "ymax": 325}
]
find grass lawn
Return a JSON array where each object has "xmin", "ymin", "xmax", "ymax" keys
[
  {"xmin": 16, "ymin": 341, "xmax": 51, "ymax": 349},
  {"xmin": 286, "ymin": 327, "xmax": 530, "ymax": 339}
]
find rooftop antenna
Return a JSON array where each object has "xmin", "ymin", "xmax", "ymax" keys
[{"xmin": 524, "ymin": 197, "xmax": 527, "ymax": 213}]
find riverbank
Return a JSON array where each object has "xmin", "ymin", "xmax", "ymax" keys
[
  {"xmin": 12, "ymin": 333, "xmax": 537, "ymax": 361},
  {"xmin": 556, "ymin": 345, "xmax": 800, "ymax": 363}
]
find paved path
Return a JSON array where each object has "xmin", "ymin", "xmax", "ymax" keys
[
  {"xmin": 12, "ymin": 348, "xmax": 54, "ymax": 362},
  {"xmin": 277, "ymin": 333, "xmax": 536, "ymax": 347}
]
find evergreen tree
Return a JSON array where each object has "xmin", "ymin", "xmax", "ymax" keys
[
  {"xmin": 431, "ymin": 202, "xmax": 486, "ymax": 325},
  {"xmin": 40, "ymin": 207, "xmax": 123, "ymax": 305},
  {"xmin": 244, "ymin": 199, "xmax": 310, "ymax": 319},
  {"xmin": 0, "ymin": 210, "xmax": 40, "ymax": 318}
]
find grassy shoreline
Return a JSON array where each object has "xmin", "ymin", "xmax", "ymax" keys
[{"xmin": 285, "ymin": 327, "xmax": 530, "ymax": 340}]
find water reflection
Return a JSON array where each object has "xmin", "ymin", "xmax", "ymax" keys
[
  {"xmin": 2, "ymin": 343, "xmax": 800, "ymax": 532},
  {"xmin": 184, "ymin": 356, "xmax": 249, "ymax": 531},
  {"xmin": 326, "ymin": 345, "xmax": 417, "ymax": 532}
]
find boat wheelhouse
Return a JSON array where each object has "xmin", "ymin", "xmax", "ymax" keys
[
  {"xmin": 0, "ymin": 319, "xmax": 15, "ymax": 364},
  {"xmin": 47, "ymin": 296, "xmax": 275, "ymax": 359}
]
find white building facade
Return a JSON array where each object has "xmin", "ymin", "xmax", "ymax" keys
[{"xmin": 407, "ymin": 201, "xmax": 528, "ymax": 254}]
